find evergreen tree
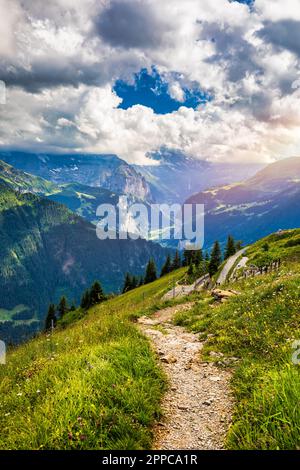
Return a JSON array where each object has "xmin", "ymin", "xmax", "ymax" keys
[
  {"xmin": 183, "ymin": 249, "xmax": 192, "ymax": 266},
  {"xmin": 57, "ymin": 296, "xmax": 68, "ymax": 318},
  {"xmin": 80, "ymin": 289, "xmax": 91, "ymax": 310},
  {"xmin": 224, "ymin": 235, "xmax": 236, "ymax": 259},
  {"xmin": 138, "ymin": 276, "xmax": 144, "ymax": 287},
  {"xmin": 144, "ymin": 259, "xmax": 157, "ymax": 284},
  {"xmin": 90, "ymin": 281, "xmax": 105, "ymax": 305},
  {"xmin": 171, "ymin": 250, "xmax": 181, "ymax": 270},
  {"xmin": 122, "ymin": 272, "xmax": 133, "ymax": 293},
  {"xmin": 131, "ymin": 275, "xmax": 138, "ymax": 289},
  {"xmin": 187, "ymin": 260, "xmax": 195, "ymax": 277},
  {"xmin": 160, "ymin": 254, "xmax": 171, "ymax": 277},
  {"xmin": 45, "ymin": 304, "xmax": 56, "ymax": 331},
  {"xmin": 194, "ymin": 249, "xmax": 203, "ymax": 267},
  {"xmin": 208, "ymin": 241, "xmax": 222, "ymax": 276},
  {"xmin": 235, "ymin": 240, "xmax": 243, "ymax": 251}
]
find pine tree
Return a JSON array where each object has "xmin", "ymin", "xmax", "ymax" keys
[
  {"xmin": 183, "ymin": 249, "xmax": 192, "ymax": 266},
  {"xmin": 90, "ymin": 281, "xmax": 105, "ymax": 305},
  {"xmin": 194, "ymin": 249, "xmax": 203, "ymax": 267},
  {"xmin": 80, "ymin": 289, "xmax": 91, "ymax": 310},
  {"xmin": 171, "ymin": 250, "xmax": 181, "ymax": 270},
  {"xmin": 57, "ymin": 296, "xmax": 68, "ymax": 318},
  {"xmin": 144, "ymin": 259, "xmax": 157, "ymax": 284},
  {"xmin": 45, "ymin": 304, "xmax": 56, "ymax": 331},
  {"xmin": 224, "ymin": 235, "xmax": 236, "ymax": 259},
  {"xmin": 187, "ymin": 260, "xmax": 195, "ymax": 277},
  {"xmin": 131, "ymin": 275, "xmax": 138, "ymax": 289},
  {"xmin": 122, "ymin": 272, "xmax": 133, "ymax": 293},
  {"xmin": 235, "ymin": 240, "xmax": 243, "ymax": 251},
  {"xmin": 138, "ymin": 276, "xmax": 144, "ymax": 287},
  {"xmin": 160, "ymin": 255, "xmax": 171, "ymax": 277},
  {"xmin": 208, "ymin": 241, "xmax": 222, "ymax": 276}
]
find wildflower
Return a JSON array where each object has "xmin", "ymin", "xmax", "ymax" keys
[
  {"xmin": 80, "ymin": 434, "xmax": 87, "ymax": 441},
  {"xmin": 36, "ymin": 389, "xmax": 41, "ymax": 394},
  {"xmin": 17, "ymin": 392, "xmax": 22, "ymax": 396},
  {"xmin": 68, "ymin": 432, "xmax": 73, "ymax": 440}
]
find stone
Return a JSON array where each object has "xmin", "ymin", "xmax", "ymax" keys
[
  {"xmin": 178, "ymin": 404, "xmax": 189, "ymax": 411},
  {"xmin": 210, "ymin": 376, "xmax": 221, "ymax": 382}
]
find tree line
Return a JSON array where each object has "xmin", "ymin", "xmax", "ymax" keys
[
  {"xmin": 122, "ymin": 234, "xmax": 242, "ymax": 293},
  {"xmin": 45, "ymin": 280, "xmax": 106, "ymax": 331},
  {"xmin": 45, "ymin": 234, "xmax": 242, "ymax": 329}
]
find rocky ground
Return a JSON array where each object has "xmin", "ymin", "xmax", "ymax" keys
[{"xmin": 138, "ymin": 303, "xmax": 233, "ymax": 450}]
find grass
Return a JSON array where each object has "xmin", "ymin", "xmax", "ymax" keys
[
  {"xmin": 0, "ymin": 268, "xmax": 185, "ymax": 450},
  {"xmin": 173, "ymin": 230, "xmax": 300, "ymax": 449}
]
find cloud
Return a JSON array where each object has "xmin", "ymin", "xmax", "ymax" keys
[
  {"xmin": 94, "ymin": 0, "xmax": 172, "ymax": 49},
  {"xmin": 0, "ymin": 0, "xmax": 300, "ymax": 166},
  {"xmin": 0, "ymin": 0, "xmax": 22, "ymax": 56},
  {"xmin": 257, "ymin": 20, "xmax": 300, "ymax": 58}
]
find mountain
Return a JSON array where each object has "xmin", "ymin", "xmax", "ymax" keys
[
  {"xmin": 185, "ymin": 157, "xmax": 300, "ymax": 249},
  {"xmin": 0, "ymin": 159, "xmax": 151, "ymax": 226},
  {"xmin": 134, "ymin": 149, "xmax": 262, "ymax": 203},
  {"xmin": 0, "ymin": 151, "xmax": 152, "ymax": 202},
  {"xmin": 0, "ymin": 183, "xmax": 170, "ymax": 344},
  {"xmin": 0, "ymin": 159, "xmax": 57, "ymax": 195}
]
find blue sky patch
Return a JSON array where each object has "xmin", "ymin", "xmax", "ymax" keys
[
  {"xmin": 113, "ymin": 68, "xmax": 211, "ymax": 114},
  {"xmin": 230, "ymin": 0, "xmax": 255, "ymax": 7}
]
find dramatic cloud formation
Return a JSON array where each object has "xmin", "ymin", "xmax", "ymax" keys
[{"xmin": 0, "ymin": 0, "xmax": 300, "ymax": 164}]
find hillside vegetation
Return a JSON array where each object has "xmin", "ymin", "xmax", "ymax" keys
[
  {"xmin": 1, "ymin": 230, "xmax": 300, "ymax": 450},
  {"xmin": 0, "ymin": 269, "xmax": 186, "ymax": 449},
  {"xmin": 0, "ymin": 183, "xmax": 169, "ymax": 344},
  {"xmin": 174, "ymin": 229, "xmax": 300, "ymax": 449}
]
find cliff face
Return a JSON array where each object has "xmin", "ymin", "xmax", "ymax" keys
[{"xmin": 0, "ymin": 152, "xmax": 153, "ymax": 202}]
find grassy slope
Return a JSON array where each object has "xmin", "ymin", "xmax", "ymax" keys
[
  {"xmin": 0, "ymin": 269, "xmax": 185, "ymax": 450},
  {"xmin": 174, "ymin": 229, "xmax": 300, "ymax": 449}
]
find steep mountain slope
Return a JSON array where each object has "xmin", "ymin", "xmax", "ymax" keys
[
  {"xmin": 185, "ymin": 157, "xmax": 300, "ymax": 248},
  {"xmin": 0, "ymin": 183, "xmax": 170, "ymax": 344},
  {"xmin": 134, "ymin": 149, "xmax": 262, "ymax": 203},
  {"xmin": 0, "ymin": 152, "xmax": 152, "ymax": 202},
  {"xmin": 0, "ymin": 159, "xmax": 57, "ymax": 195},
  {"xmin": 0, "ymin": 159, "xmax": 150, "ymax": 226}
]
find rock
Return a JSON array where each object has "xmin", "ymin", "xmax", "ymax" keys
[
  {"xmin": 162, "ymin": 354, "xmax": 177, "ymax": 364},
  {"xmin": 178, "ymin": 404, "xmax": 189, "ymax": 411},
  {"xmin": 212, "ymin": 289, "xmax": 238, "ymax": 301},
  {"xmin": 210, "ymin": 376, "xmax": 221, "ymax": 382},
  {"xmin": 202, "ymin": 400, "xmax": 211, "ymax": 406}
]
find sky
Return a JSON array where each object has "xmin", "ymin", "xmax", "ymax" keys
[{"xmin": 0, "ymin": 0, "xmax": 300, "ymax": 165}]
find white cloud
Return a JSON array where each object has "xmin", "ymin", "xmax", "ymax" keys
[{"xmin": 0, "ymin": 0, "xmax": 300, "ymax": 165}]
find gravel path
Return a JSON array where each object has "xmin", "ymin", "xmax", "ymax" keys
[
  {"xmin": 138, "ymin": 303, "xmax": 233, "ymax": 450},
  {"xmin": 217, "ymin": 248, "xmax": 247, "ymax": 285}
]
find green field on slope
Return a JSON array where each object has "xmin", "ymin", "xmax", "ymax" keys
[
  {"xmin": 0, "ymin": 269, "xmax": 185, "ymax": 450},
  {"xmin": 174, "ymin": 229, "xmax": 300, "ymax": 449},
  {"xmin": 1, "ymin": 229, "xmax": 300, "ymax": 450}
]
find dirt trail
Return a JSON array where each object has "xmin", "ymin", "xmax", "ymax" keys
[{"xmin": 138, "ymin": 303, "xmax": 233, "ymax": 450}]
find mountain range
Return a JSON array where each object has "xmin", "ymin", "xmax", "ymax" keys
[
  {"xmin": 0, "ymin": 181, "xmax": 170, "ymax": 344},
  {"xmin": 0, "ymin": 151, "xmax": 152, "ymax": 202},
  {"xmin": 1, "ymin": 151, "xmax": 300, "ymax": 344},
  {"xmin": 186, "ymin": 157, "xmax": 300, "ymax": 248},
  {"xmin": 134, "ymin": 149, "xmax": 262, "ymax": 203}
]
